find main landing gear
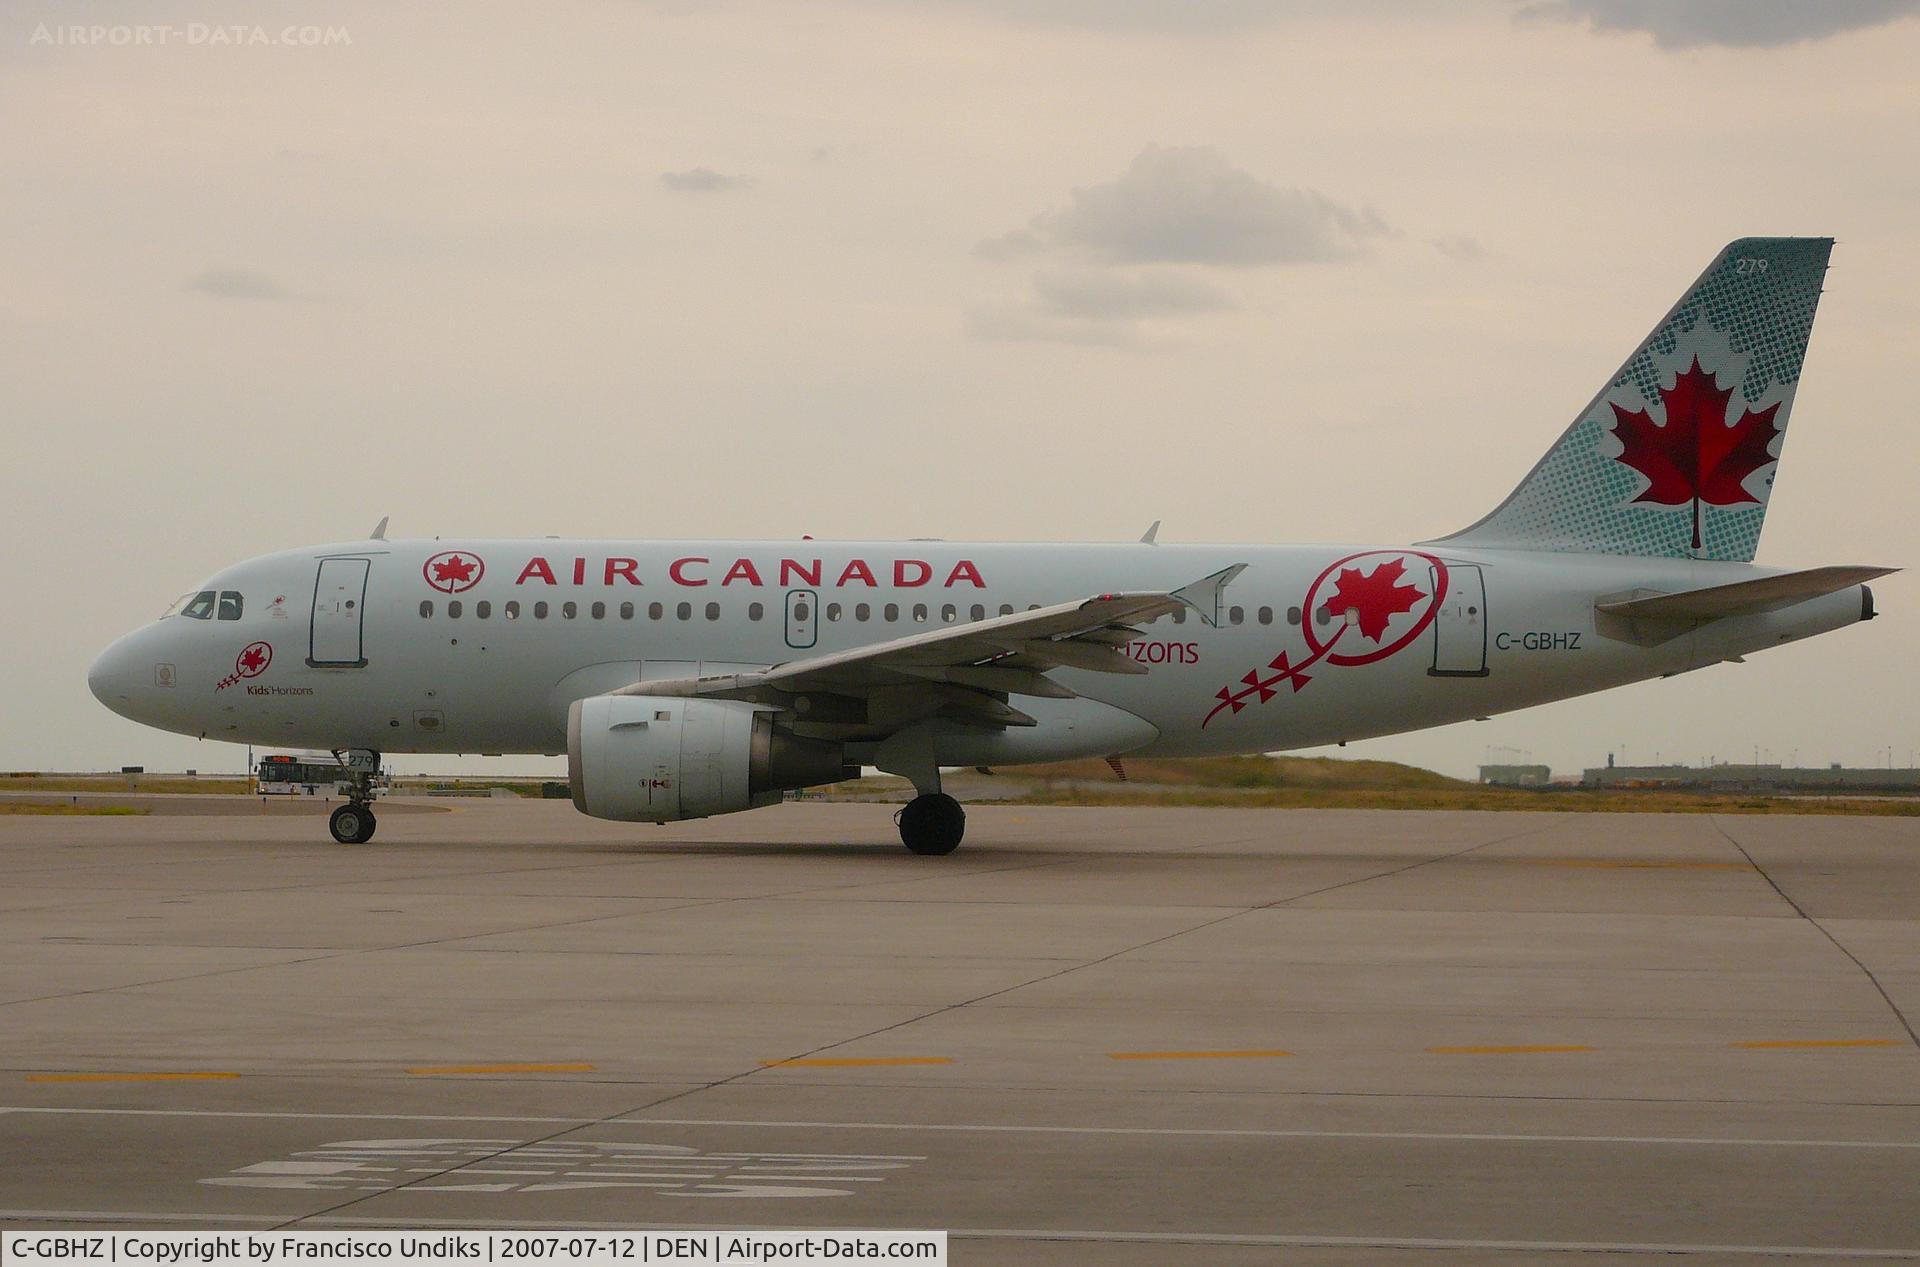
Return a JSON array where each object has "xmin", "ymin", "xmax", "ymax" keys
[
  {"xmin": 897, "ymin": 792, "xmax": 965, "ymax": 856},
  {"xmin": 327, "ymin": 753, "xmax": 382, "ymax": 844}
]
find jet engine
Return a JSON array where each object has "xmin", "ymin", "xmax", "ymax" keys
[{"xmin": 568, "ymin": 694, "xmax": 854, "ymax": 822}]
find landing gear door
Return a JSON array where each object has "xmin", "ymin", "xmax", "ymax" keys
[
  {"xmin": 1429, "ymin": 564, "xmax": 1488, "ymax": 677},
  {"xmin": 310, "ymin": 557, "xmax": 371, "ymax": 667},
  {"xmin": 784, "ymin": 589, "xmax": 818, "ymax": 650}
]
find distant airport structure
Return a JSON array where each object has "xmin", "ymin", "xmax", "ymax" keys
[
  {"xmin": 1582, "ymin": 761, "xmax": 1920, "ymax": 792},
  {"xmin": 1479, "ymin": 760, "xmax": 1920, "ymax": 792},
  {"xmin": 1476, "ymin": 764, "xmax": 1553, "ymax": 787}
]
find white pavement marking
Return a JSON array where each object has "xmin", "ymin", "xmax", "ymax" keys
[
  {"xmin": 6, "ymin": 1105, "xmax": 1920, "ymax": 1149},
  {"xmin": 0, "ymin": 1212, "xmax": 1914, "ymax": 1258}
]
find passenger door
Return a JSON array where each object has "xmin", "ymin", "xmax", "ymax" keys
[
  {"xmin": 309, "ymin": 557, "xmax": 371, "ymax": 667},
  {"xmin": 1429, "ymin": 564, "xmax": 1488, "ymax": 677}
]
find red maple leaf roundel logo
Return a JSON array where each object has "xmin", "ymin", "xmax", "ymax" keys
[
  {"xmin": 215, "ymin": 641, "xmax": 273, "ymax": 691},
  {"xmin": 423, "ymin": 550, "xmax": 485, "ymax": 594},
  {"xmin": 1322, "ymin": 557, "xmax": 1425, "ymax": 643},
  {"xmin": 1609, "ymin": 356, "xmax": 1780, "ymax": 550}
]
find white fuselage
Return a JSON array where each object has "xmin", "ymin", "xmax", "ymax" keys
[{"xmin": 88, "ymin": 537, "xmax": 1867, "ymax": 768}]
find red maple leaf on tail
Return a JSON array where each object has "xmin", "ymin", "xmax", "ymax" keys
[
  {"xmin": 432, "ymin": 555, "xmax": 477, "ymax": 585},
  {"xmin": 1610, "ymin": 357, "xmax": 1779, "ymax": 550},
  {"xmin": 1323, "ymin": 558, "xmax": 1425, "ymax": 642}
]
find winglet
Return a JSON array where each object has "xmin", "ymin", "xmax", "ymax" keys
[
  {"xmin": 1140, "ymin": 520, "xmax": 1161, "ymax": 545},
  {"xmin": 1171, "ymin": 563, "xmax": 1247, "ymax": 628},
  {"xmin": 370, "ymin": 516, "xmax": 389, "ymax": 541}
]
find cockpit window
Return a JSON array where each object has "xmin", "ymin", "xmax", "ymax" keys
[
  {"xmin": 180, "ymin": 591, "xmax": 217, "ymax": 620},
  {"xmin": 217, "ymin": 591, "xmax": 244, "ymax": 621},
  {"xmin": 161, "ymin": 593, "xmax": 195, "ymax": 619}
]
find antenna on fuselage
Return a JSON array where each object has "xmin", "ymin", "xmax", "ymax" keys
[{"xmin": 369, "ymin": 516, "xmax": 389, "ymax": 541}]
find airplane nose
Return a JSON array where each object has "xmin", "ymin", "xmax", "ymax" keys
[{"xmin": 88, "ymin": 633, "xmax": 141, "ymax": 717}]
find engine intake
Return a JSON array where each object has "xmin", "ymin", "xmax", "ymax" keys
[{"xmin": 568, "ymin": 694, "xmax": 853, "ymax": 822}]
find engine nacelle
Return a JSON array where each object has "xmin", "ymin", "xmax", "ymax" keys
[{"xmin": 568, "ymin": 694, "xmax": 853, "ymax": 822}]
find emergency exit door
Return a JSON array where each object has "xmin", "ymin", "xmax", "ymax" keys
[
  {"xmin": 1429, "ymin": 564, "xmax": 1487, "ymax": 677},
  {"xmin": 310, "ymin": 557, "xmax": 371, "ymax": 667},
  {"xmin": 785, "ymin": 589, "xmax": 818, "ymax": 650}
]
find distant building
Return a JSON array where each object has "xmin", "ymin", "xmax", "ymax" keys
[
  {"xmin": 1581, "ymin": 762, "xmax": 1920, "ymax": 792},
  {"xmin": 1479, "ymin": 764, "xmax": 1552, "ymax": 787}
]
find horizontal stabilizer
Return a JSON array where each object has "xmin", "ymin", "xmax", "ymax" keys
[{"xmin": 1596, "ymin": 566, "xmax": 1895, "ymax": 624}]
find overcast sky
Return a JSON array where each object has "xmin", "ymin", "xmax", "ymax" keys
[{"xmin": 4, "ymin": 0, "xmax": 1918, "ymax": 779}]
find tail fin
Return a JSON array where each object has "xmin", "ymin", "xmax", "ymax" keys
[{"xmin": 1429, "ymin": 237, "xmax": 1831, "ymax": 561}]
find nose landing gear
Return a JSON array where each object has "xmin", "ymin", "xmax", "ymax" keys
[
  {"xmin": 327, "ymin": 751, "xmax": 382, "ymax": 844},
  {"xmin": 328, "ymin": 801, "xmax": 376, "ymax": 844}
]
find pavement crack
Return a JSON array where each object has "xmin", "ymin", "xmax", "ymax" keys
[{"xmin": 1711, "ymin": 816, "xmax": 1920, "ymax": 1052}]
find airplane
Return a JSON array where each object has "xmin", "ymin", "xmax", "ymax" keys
[{"xmin": 89, "ymin": 237, "xmax": 1892, "ymax": 853}]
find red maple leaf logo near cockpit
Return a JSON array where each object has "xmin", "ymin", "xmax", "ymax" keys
[
  {"xmin": 1322, "ymin": 557, "xmax": 1425, "ymax": 642},
  {"xmin": 238, "ymin": 644, "xmax": 269, "ymax": 674},
  {"xmin": 432, "ymin": 555, "xmax": 476, "ymax": 585},
  {"xmin": 422, "ymin": 550, "xmax": 485, "ymax": 594},
  {"xmin": 1609, "ymin": 357, "xmax": 1780, "ymax": 551}
]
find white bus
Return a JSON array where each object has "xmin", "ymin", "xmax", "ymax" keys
[{"xmin": 255, "ymin": 753, "xmax": 388, "ymax": 797}]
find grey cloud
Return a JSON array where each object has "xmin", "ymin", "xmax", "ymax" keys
[
  {"xmin": 1031, "ymin": 268, "xmax": 1235, "ymax": 319},
  {"xmin": 1431, "ymin": 235, "xmax": 1484, "ymax": 261},
  {"xmin": 1518, "ymin": 0, "xmax": 1920, "ymax": 48},
  {"xmin": 660, "ymin": 167, "xmax": 753, "ymax": 192},
  {"xmin": 184, "ymin": 267, "xmax": 289, "ymax": 301},
  {"xmin": 890, "ymin": 0, "xmax": 1420, "ymax": 35},
  {"xmin": 989, "ymin": 146, "xmax": 1389, "ymax": 268}
]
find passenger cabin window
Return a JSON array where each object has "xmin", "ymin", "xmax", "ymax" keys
[
  {"xmin": 620, "ymin": 602, "xmax": 634, "ymax": 620},
  {"xmin": 419, "ymin": 601, "xmax": 433, "ymax": 619},
  {"xmin": 476, "ymin": 601, "xmax": 491, "ymax": 619},
  {"xmin": 970, "ymin": 604, "xmax": 985, "ymax": 621},
  {"xmin": 591, "ymin": 601, "xmax": 606, "ymax": 620},
  {"xmin": 748, "ymin": 602, "xmax": 764, "ymax": 621},
  {"xmin": 912, "ymin": 603, "xmax": 928, "ymax": 623},
  {"xmin": 181, "ymin": 591, "xmax": 217, "ymax": 620},
  {"xmin": 649, "ymin": 602, "xmax": 664, "ymax": 620},
  {"xmin": 883, "ymin": 603, "xmax": 899, "ymax": 622},
  {"xmin": 1229, "ymin": 605, "xmax": 1244, "ymax": 625},
  {"xmin": 855, "ymin": 603, "xmax": 871, "ymax": 622},
  {"xmin": 826, "ymin": 602, "xmax": 842, "ymax": 622},
  {"xmin": 941, "ymin": 604, "xmax": 956, "ymax": 623},
  {"xmin": 998, "ymin": 604, "xmax": 1013, "ymax": 617},
  {"xmin": 534, "ymin": 601, "xmax": 549, "ymax": 619},
  {"xmin": 705, "ymin": 601, "xmax": 720, "ymax": 621},
  {"xmin": 677, "ymin": 602, "xmax": 692, "ymax": 621},
  {"xmin": 1287, "ymin": 605, "xmax": 1302, "ymax": 626},
  {"xmin": 1172, "ymin": 608, "xmax": 1186, "ymax": 624},
  {"xmin": 217, "ymin": 591, "xmax": 244, "ymax": 621},
  {"xmin": 505, "ymin": 601, "xmax": 520, "ymax": 620},
  {"xmin": 1258, "ymin": 606, "xmax": 1274, "ymax": 625},
  {"xmin": 562, "ymin": 601, "xmax": 577, "ymax": 619},
  {"xmin": 448, "ymin": 601, "xmax": 462, "ymax": 618}
]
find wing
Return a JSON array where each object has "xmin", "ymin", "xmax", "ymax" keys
[{"xmin": 613, "ymin": 566, "xmax": 1244, "ymax": 740}]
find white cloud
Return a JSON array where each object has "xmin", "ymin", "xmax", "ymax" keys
[
  {"xmin": 987, "ymin": 145, "xmax": 1389, "ymax": 268},
  {"xmin": 1030, "ymin": 268, "xmax": 1235, "ymax": 319}
]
